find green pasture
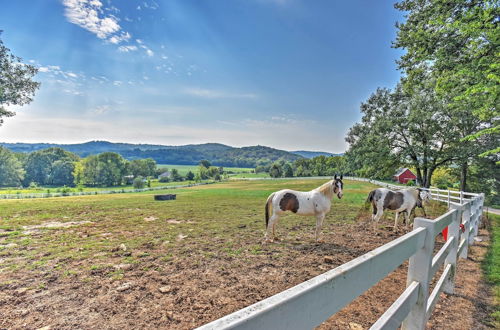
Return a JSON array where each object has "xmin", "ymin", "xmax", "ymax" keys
[
  {"xmin": 0, "ymin": 179, "xmax": 445, "ymax": 280},
  {"xmin": 157, "ymin": 164, "xmax": 254, "ymax": 176},
  {"xmin": 0, "ymin": 180, "xmax": 197, "ymax": 195}
]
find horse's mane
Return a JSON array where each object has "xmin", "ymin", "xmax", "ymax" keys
[{"xmin": 316, "ymin": 180, "xmax": 334, "ymax": 197}]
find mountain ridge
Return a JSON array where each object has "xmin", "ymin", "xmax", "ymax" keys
[{"xmin": 1, "ymin": 141, "xmax": 328, "ymax": 167}]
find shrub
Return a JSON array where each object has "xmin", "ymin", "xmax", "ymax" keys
[
  {"xmin": 133, "ymin": 176, "xmax": 145, "ymax": 189},
  {"xmin": 406, "ymin": 180, "xmax": 415, "ymax": 186}
]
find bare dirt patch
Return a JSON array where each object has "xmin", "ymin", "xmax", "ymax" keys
[
  {"xmin": 22, "ymin": 221, "xmax": 92, "ymax": 235},
  {"xmin": 0, "ymin": 181, "xmax": 494, "ymax": 330},
  {"xmin": 0, "ymin": 220, "xmax": 493, "ymax": 329}
]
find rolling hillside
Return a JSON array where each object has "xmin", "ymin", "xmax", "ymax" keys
[{"xmin": 1, "ymin": 141, "xmax": 303, "ymax": 167}]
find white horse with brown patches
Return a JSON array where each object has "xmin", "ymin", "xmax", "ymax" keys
[
  {"xmin": 264, "ymin": 175, "xmax": 344, "ymax": 243},
  {"xmin": 367, "ymin": 187, "xmax": 426, "ymax": 231}
]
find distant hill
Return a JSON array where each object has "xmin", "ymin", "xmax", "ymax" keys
[
  {"xmin": 1, "ymin": 141, "xmax": 302, "ymax": 168},
  {"xmin": 291, "ymin": 150, "xmax": 344, "ymax": 159}
]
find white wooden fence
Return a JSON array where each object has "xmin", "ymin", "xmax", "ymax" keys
[
  {"xmin": 0, "ymin": 181, "xmax": 215, "ymax": 200},
  {"xmin": 196, "ymin": 177, "xmax": 485, "ymax": 330}
]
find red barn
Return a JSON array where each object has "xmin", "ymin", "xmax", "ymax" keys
[{"xmin": 393, "ymin": 168, "xmax": 417, "ymax": 184}]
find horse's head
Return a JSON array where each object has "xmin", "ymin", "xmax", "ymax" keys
[
  {"xmin": 333, "ymin": 174, "xmax": 343, "ymax": 199},
  {"xmin": 418, "ymin": 188, "xmax": 431, "ymax": 205}
]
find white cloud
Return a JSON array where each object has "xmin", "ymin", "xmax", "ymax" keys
[
  {"xmin": 118, "ymin": 45, "xmax": 138, "ymax": 52},
  {"xmin": 62, "ymin": 0, "xmax": 131, "ymax": 44},
  {"xmin": 108, "ymin": 32, "xmax": 131, "ymax": 44},
  {"xmin": 146, "ymin": 49, "xmax": 154, "ymax": 57}
]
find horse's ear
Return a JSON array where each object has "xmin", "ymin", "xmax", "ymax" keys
[
  {"xmin": 340, "ymin": 175, "xmax": 343, "ymax": 180},
  {"xmin": 334, "ymin": 174, "xmax": 337, "ymax": 180}
]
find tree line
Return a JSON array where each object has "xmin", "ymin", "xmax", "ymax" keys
[
  {"xmin": 260, "ymin": 155, "xmax": 347, "ymax": 178},
  {"xmin": 0, "ymin": 147, "xmax": 162, "ymax": 188}
]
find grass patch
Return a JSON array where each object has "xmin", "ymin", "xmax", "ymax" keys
[{"xmin": 483, "ymin": 213, "xmax": 500, "ymax": 327}]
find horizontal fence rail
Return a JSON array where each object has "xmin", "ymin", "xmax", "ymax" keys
[{"xmin": 198, "ymin": 176, "xmax": 485, "ymax": 330}]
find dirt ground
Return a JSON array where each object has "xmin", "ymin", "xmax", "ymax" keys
[{"xmin": 0, "ymin": 219, "xmax": 494, "ymax": 330}]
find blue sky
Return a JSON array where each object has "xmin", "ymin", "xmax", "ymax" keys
[{"xmin": 0, "ymin": 0, "xmax": 404, "ymax": 153}]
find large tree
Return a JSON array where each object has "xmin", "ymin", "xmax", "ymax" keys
[
  {"xmin": 0, "ymin": 146, "xmax": 25, "ymax": 187},
  {"xmin": 81, "ymin": 152, "xmax": 127, "ymax": 186},
  {"xmin": 394, "ymin": 0, "xmax": 499, "ymax": 157},
  {"xmin": 346, "ymin": 83, "xmax": 465, "ymax": 187},
  {"xmin": 24, "ymin": 148, "xmax": 79, "ymax": 186},
  {"xmin": 0, "ymin": 31, "xmax": 40, "ymax": 125}
]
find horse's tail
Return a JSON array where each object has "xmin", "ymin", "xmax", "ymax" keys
[{"xmin": 265, "ymin": 192, "xmax": 276, "ymax": 228}]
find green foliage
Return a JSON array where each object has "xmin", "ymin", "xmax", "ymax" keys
[
  {"xmin": 406, "ymin": 180, "xmax": 415, "ymax": 187},
  {"xmin": 185, "ymin": 170, "xmax": 195, "ymax": 181},
  {"xmin": 0, "ymin": 146, "xmax": 25, "ymax": 186},
  {"xmin": 199, "ymin": 159, "xmax": 211, "ymax": 168},
  {"xmin": 344, "ymin": 81, "xmax": 489, "ymax": 187},
  {"xmin": 81, "ymin": 152, "xmax": 127, "ymax": 187},
  {"xmin": 170, "ymin": 168, "xmax": 182, "ymax": 182},
  {"xmin": 394, "ymin": 0, "xmax": 499, "ymax": 158},
  {"xmin": 24, "ymin": 148, "xmax": 79, "ymax": 186},
  {"xmin": 128, "ymin": 158, "xmax": 157, "ymax": 178},
  {"xmin": 269, "ymin": 163, "xmax": 283, "ymax": 178},
  {"xmin": 282, "ymin": 163, "xmax": 293, "ymax": 177},
  {"xmin": 133, "ymin": 176, "xmax": 145, "ymax": 189},
  {"xmin": 0, "ymin": 31, "xmax": 40, "ymax": 126}
]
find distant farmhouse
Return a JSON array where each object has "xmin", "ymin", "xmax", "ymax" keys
[
  {"xmin": 158, "ymin": 171, "xmax": 171, "ymax": 180},
  {"xmin": 393, "ymin": 168, "xmax": 417, "ymax": 184}
]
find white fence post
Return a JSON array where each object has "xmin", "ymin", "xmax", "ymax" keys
[
  {"xmin": 460, "ymin": 203, "xmax": 471, "ymax": 259},
  {"xmin": 447, "ymin": 190, "xmax": 451, "ymax": 207},
  {"xmin": 444, "ymin": 207, "xmax": 461, "ymax": 294},
  {"xmin": 402, "ymin": 218, "xmax": 435, "ymax": 330}
]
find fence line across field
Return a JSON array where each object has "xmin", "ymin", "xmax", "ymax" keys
[
  {"xmin": 197, "ymin": 176, "xmax": 485, "ymax": 330},
  {"xmin": 0, "ymin": 182, "xmax": 216, "ymax": 200}
]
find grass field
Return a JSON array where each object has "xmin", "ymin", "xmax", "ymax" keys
[
  {"xmin": 157, "ymin": 164, "xmax": 254, "ymax": 176},
  {"xmin": 0, "ymin": 179, "xmax": 473, "ymax": 328},
  {"xmin": 0, "ymin": 179, "xmax": 374, "ymax": 272}
]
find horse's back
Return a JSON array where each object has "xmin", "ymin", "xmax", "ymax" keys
[{"xmin": 271, "ymin": 189, "xmax": 318, "ymax": 215}]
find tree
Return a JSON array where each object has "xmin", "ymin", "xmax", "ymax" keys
[
  {"xmin": 199, "ymin": 159, "xmax": 211, "ymax": 168},
  {"xmin": 283, "ymin": 163, "xmax": 294, "ymax": 177},
  {"xmin": 394, "ymin": 0, "xmax": 499, "ymax": 158},
  {"xmin": 0, "ymin": 31, "xmax": 40, "ymax": 126},
  {"xmin": 129, "ymin": 158, "xmax": 157, "ymax": 178},
  {"xmin": 133, "ymin": 176, "xmax": 145, "ymax": 189},
  {"xmin": 81, "ymin": 152, "xmax": 127, "ymax": 186},
  {"xmin": 170, "ymin": 168, "xmax": 182, "ymax": 181},
  {"xmin": 269, "ymin": 163, "xmax": 283, "ymax": 178},
  {"xmin": 95, "ymin": 152, "xmax": 127, "ymax": 186},
  {"xmin": 0, "ymin": 146, "xmax": 24, "ymax": 186},
  {"xmin": 185, "ymin": 170, "xmax": 195, "ymax": 181},
  {"xmin": 24, "ymin": 147, "xmax": 79, "ymax": 186},
  {"xmin": 345, "ymin": 83, "xmax": 466, "ymax": 187}
]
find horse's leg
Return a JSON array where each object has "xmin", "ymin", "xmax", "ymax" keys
[
  {"xmin": 315, "ymin": 213, "xmax": 326, "ymax": 242},
  {"xmin": 393, "ymin": 212, "xmax": 399, "ymax": 231},
  {"xmin": 265, "ymin": 214, "xmax": 279, "ymax": 242},
  {"xmin": 374, "ymin": 207, "xmax": 384, "ymax": 230}
]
